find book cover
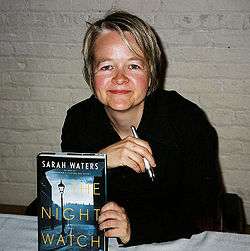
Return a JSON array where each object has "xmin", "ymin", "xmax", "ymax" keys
[{"xmin": 37, "ymin": 152, "xmax": 107, "ymax": 251}]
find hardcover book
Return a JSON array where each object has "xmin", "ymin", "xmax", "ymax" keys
[{"xmin": 37, "ymin": 152, "xmax": 107, "ymax": 251}]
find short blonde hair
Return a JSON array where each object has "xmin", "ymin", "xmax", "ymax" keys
[{"xmin": 82, "ymin": 11, "xmax": 163, "ymax": 94}]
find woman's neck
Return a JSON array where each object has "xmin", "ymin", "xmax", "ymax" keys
[{"xmin": 105, "ymin": 103, "xmax": 144, "ymax": 139}]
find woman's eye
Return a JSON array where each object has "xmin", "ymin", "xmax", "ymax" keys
[
  {"xmin": 129, "ymin": 64, "xmax": 140, "ymax": 70},
  {"xmin": 100, "ymin": 65, "xmax": 113, "ymax": 71}
]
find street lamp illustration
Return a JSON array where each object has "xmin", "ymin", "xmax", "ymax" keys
[{"xmin": 58, "ymin": 180, "xmax": 65, "ymax": 236}]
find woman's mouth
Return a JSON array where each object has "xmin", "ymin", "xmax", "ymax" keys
[{"xmin": 108, "ymin": 90, "xmax": 131, "ymax": 94}]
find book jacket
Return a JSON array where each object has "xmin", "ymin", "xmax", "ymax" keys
[{"xmin": 37, "ymin": 152, "xmax": 107, "ymax": 251}]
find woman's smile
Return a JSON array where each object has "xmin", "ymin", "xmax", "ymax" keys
[{"xmin": 108, "ymin": 90, "xmax": 132, "ymax": 95}]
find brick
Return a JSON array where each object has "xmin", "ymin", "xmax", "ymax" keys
[
  {"xmin": 161, "ymin": 0, "xmax": 208, "ymax": 12},
  {"xmin": 220, "ymin": 154, "xmax": 250, "ymax": 170},
  {"xmin": 0, "ymin": 57, "xmax": 82, "ymax": 74},
  {"xmin": 164, "ymin": 78, "xmax": 222, "ymax": 93},
  {"xmin": 0, "ymin": 157, "xmax": 35, "ymax": 171},
  {"xmin": 0, "ymin": 31, "xmax": 31, "ymax": 42},
  {"xmin": 159, "ymin": 29, "xmax": 250, "ymax": 49},
  {"xmin": 217, "ymin": 126, "xmax": 250, "ymax": 141},
  {"xmin": 0, "ymin": 0, "xmax": 30, "ymax": 11},
  {"xmin": 0, "ymin": 41, "xmax": 15, "ymax": 56},
  {"xmin": 243, "ymin": 14, "xmax": 250, "ymax": 30},
  {"xmin": 113, "ymin": 0, "xmax": 161, "ymax": 13},
  {"xmin": 208, "ymin": 0, "xmax": 250, "ymax": 12},
  {"xmin": 5, "ymin": 12, "xmax": 55, "ymax": 30},
  {"xmin": 86, "ymin": 12, "xmax": 108, "ymax": 23},
  {"xmin": 0, "ymin": 183, "xmax": 36, "ymax": 205},
  {"xmin": 235, "ymin": 111, "xmax": 250, "ymax": 126},
  {"xmin": 98, "ymin": 0, "xmax": 114, "ymax": 12},
  {"xmin": 206, "ymin": 108, "xmax": 235, "ymax": 126},
  {"xmin": 29, "ymin": 87, "xmax": 72, "ymax": 102},
  {"xmin": 0, "ymin": 115, "xmax": 64, "ymax": 130},
  {"xmin": 223, "ymin": 169, "xmax": 250, "ymax": 187},
  {"xmin": 167, "ymin": 47, "xmax": 250, "ymax": 64},
  {"xmin": 159, "ymin": 29, "xmax": 213, "ymax": 47},
  {"xmin": 71, "ymin": 0, "xmax": 100, "ymax": 12},
  {"xmin": 199, "ymin": 14, "xmax": 245, "ymax": 31},
  {"xmin": 0, "ymin": 170, "xmax": 8, "ymax": 183},
  {"xmin": 0, "ymin": 100, "xmax": 68, "ymax": 116},
  {"xmin": 0, "ymin": 143, "xmax": 16, "ymax": 157},
  {"xmin": 242, "ymin": 142, "xmax": 250, "ymax": 154},
  {"xmin": 174, "ymin": 15, "xmax": 201, "ymax": 31},
  {"xmin": 32, "ymin": 86, "xmax": 91, "ymax": 104},
  {"xmin": 0, "ymin": 128, "xmax": 60, "ymax": 145},
  {"xmin": 15, "ymin": 144, "xmax": 57, "ymax": 157},
  {"xmin": 168, "ymin": 62, "xmax": 250, "ymax": 79},
  {"xmin": 211, "ymin": 30, "xmax": 250, "ymax": 48},
  {"xmin": 219, "ymin": 14, "xmax": 245, "ymax": 30},
  {"xmin": 0, "ymin": 57, "xmax": 26, "ymax": 72},
  {"xmin": 0, "ymin": 86, "xmax": 30, "ymax": 100},
  {"xmin": 219, "ymin": 139, "xmax": 243, "ymax": 154},
  {"xmin": 4, "ymin": 72, "xmax": 84, "ymax": 89},
  {"xmin": 200, "ymin": 94, "xmax": 250, "ymax": 110},
  {"xmin": 0, "ymin": 170, "xmax": 35, "ymax": 184},
  {"xmin": 222, "ymin": 80, "xmax": 250, "ymax": 95},
  {"xmin": 12, "ymin": 42, "xmax": 81, "ymax": 59},
  {"xmin": 30, "ymin": 27, "xmax": 83, "ymax": 43},
  {"xmin": 154, "ymin": 14, "xmax": 179, "ymax": 29},
  {"xmin": 53, "ymin": 12, "xmax": 90, "ymax": 29},
  {"xmin": 30, "ymin": 0, "xmax": 72, "ymax": 12}
]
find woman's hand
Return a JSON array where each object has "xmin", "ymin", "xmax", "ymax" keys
[
  {"xmin": 99, "ymin": 136, "xmax": 156, "ymax": 173},
  {"xmin": 98, "ymin": 202, "xmax": 131, "ymax": 244}
]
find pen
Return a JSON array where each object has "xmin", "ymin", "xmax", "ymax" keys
[{"xmin": 131, "ymin": 126, "xmax": 155, "ymax": 182}]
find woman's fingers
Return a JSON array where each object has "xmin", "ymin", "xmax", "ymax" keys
[
  {"xmin": 126, "ymin": 136, "xmax": 153, "ymax": 154},
  {"xmin": 98, "ymin": 202, "xmax": 131, "ymax": 244},
  {"xmin": 99, "ymin": 136, "xmax": 156, "ymax": 172},
  {"xmin": 100, "ymin": 201, "xmax": 124, "ymax": 213},
  {"xmin": 98, "ymin": 209, "xmax": 126, "ymax": 225},
  {"xmin": 125, "ymin": 138, "xmax": 156, "ymax": 167}
]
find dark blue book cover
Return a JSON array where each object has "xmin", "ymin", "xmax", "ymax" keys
[{"xmin": 37, "ymin": 152, "xmax": 107, "ymax": 251}]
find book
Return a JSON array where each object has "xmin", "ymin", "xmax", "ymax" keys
[{"xmin": 37, "ymin": 152, "xmax": 107, "ymax": 251}]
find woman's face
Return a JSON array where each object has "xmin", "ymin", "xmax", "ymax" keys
[{"xmin": 93, "ymin": 30, "xmax": 149, "ymax": 112}]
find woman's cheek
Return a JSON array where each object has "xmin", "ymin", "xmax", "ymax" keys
[
  {"xmin": 130, "ymin": 73, "xmax": 149, "ymax": 90},
  {"xmin": 94, "ymin": 74, "xmax": 108, "ymax": 90}
]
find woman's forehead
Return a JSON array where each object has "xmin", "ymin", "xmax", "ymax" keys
[{"xmin": 94, "ymin": 30, "xmax": 145, "ymax": 59}]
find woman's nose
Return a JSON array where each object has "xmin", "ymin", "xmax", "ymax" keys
[{"xmin": 112, "ymin": 69, "xmax": 129, "ymax": 85}]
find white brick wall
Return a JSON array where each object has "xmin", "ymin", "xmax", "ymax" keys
[{"xmin": 0, "ymin": 0, "xmax": 250, "ymax": 224}]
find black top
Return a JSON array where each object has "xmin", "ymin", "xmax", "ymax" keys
[{"xmin": 61, "ymin": 89, "xmax": 223, "ymax": 246}]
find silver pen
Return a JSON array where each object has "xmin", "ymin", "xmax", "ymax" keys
[{"xmin": 131, "ymin": 126, "xmax": 155, "ymax": 182}]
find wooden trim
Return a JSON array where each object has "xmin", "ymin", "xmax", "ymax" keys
[{"xmin": 0, "ymin": 204, "xmax": 27, "ymax": 215}]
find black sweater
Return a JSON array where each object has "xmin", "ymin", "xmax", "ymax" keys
[{"xmin": 61, "ymin": 89, "xmax": 223, "ymax": 246}]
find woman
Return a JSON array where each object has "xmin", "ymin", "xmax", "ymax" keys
[{"xmin": 61, "ymin": 11, "xmax": 222, "ymax": 246}]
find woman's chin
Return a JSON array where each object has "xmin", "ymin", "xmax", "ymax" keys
[{"xmin": 107, "ymin": 101, "xmax": 133, "ymax": 112}]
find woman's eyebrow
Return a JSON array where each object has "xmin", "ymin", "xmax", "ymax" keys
[
  {"xmin": 94, "ymin": 57, "xmax": 145, "ymax": 67},
  {"xmin": 95, "ymin": 58, "xmax": 112, "ymax": 62},
  {"xmin": 128, "ymin": 57, "xmax": 144, "ymax": 61},
  {"xmin": 94, "ymin": 58, "xmax": 112, "ymax": 67}
]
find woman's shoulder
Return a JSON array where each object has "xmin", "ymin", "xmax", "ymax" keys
[
  {"xmin": 152, "ymin": 90, "xmax": 216, "ymax": 147},
  {"xmin": 153, "ymin": 89, "xmax": 214, "ymax": 137},
  {"xmin": 152, "ymin": 89, "xmax": 206, "ymax": 121}
]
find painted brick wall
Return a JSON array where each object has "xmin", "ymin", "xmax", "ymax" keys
[{"xmin": 0, "ymin": 0, "xmax": 249, "ymax": 223}]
